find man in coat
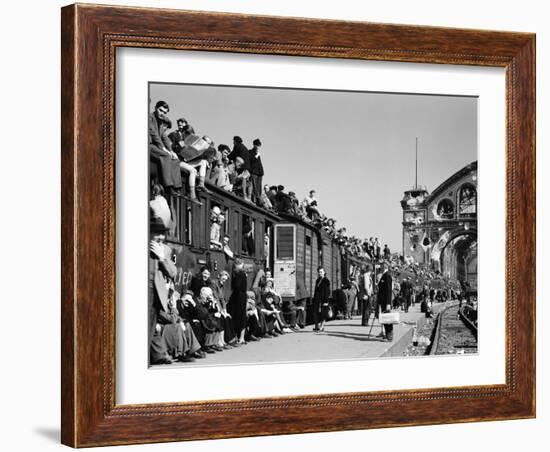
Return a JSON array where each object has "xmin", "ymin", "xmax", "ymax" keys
[
  {"xmin": 376, "ymin": 262, "xmax": 394, "ymax": 341},
  {"xmin": 312, "ymin": 267, "xmax": 331, "ymax": 332},
  {"xmin": 148, "ymin": 100, "xmax": 183, "ymax": 196},
  {"xmin": 400, "ymin": 277, "xmax": 413, "ymax": 313}
]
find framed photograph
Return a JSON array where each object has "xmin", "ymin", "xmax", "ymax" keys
[{"xmin": 61, "ymin": 3, "xmax": 535, "ymax": 447}]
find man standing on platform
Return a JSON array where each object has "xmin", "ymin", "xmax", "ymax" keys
[
  {"xmin": 361, "ymin": 265, "xmax": 374, "ymax": 326},
  {"xmin": 376, "ymin": 262, "xmax": 394, "ymax": 341},
  {"xmin": 400, "ymin": 277, "xmax": 413, "ymax": 313}
]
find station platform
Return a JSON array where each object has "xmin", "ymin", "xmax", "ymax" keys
[{"xmin": 161, "ymin": 303, "xmax": 454, "ymax": 368}]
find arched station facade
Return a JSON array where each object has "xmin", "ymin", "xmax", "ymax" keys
[{"xmin": 401, "ymin": 161, "xmax": 478, "ymax": 289}]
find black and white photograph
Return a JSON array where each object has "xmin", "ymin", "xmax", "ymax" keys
[{"xmin": 148, "ymin": 82, "xmax": 478, "ymax": 367}]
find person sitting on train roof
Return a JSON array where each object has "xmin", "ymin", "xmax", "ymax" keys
[
  {"xmin": 249, "ymin": 138, "xmax": 264, "ymax": 206},
  {"xmin": 168, "ymin": 117, "xmax": 193, "ymax": 156},
  {"xmin": 302, "ymin": 190, "xmax": 320, "ymax": 221},
  {"xmin": 229, "ymin": 136, "xmax": 253, "ymax": 202},
  {"xmin": 274, "ymin": 185, "xmax": 292, "ymax": 213},
  {"xmin": 148, "ymin": 100, "xmax": 183, "ymax": 198},
  {"xmin": 264, "ymin": 185, "xmax": 277, "ymax": 206},
  {"xmin": 259, "ymin": 184, "xmax": 274, "ymax": 211},
  {"xmin": 167, "ymin": 117, "xmax": 214, "ymax": 203},
  {"xmin": 227, "ymin": 156, "xmax": 252, "ymax": 200},
  {"xmin": 287, "ymin": 191, "xmax": 303, "ymax": 218},
  {"xmin": 208, "ymin": 145, "xmax": 232, "ymax": 190}
]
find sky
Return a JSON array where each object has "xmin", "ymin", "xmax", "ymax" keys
[{"xmin": 150, "ymin": 83, "xmax": 477, "ymax": 252}]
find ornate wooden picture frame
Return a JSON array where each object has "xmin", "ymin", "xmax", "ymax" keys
[{"xmin": 61, "ymin": 3, "xmax": 535, "ymax": 447}]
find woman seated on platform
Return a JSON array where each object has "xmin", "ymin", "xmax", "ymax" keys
[
  {"xmin": 151, "ymin": 289, "xmax": 203, "ymax": 364},
  {"xmin": 262, "ymin": 279, "xmax": 296, "ymax": 332}
]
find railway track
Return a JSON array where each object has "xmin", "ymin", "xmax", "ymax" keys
[{"xmin": 429, "ymin": 303, "xmax": 478, "ymax": 355}]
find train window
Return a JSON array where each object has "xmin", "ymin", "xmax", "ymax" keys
[
  {"xmin": 276, "ymin": 225, "xmax": 294, "ymax": 260},
  {"xmin": 242, "ymin": 214, "xmax": 255, "ymax": 256},
  {"xmin": 184, "ymin": 206, "xmax": 192, "ymax": 245},
  {"xmin": 209, "ymin": 202, "xmax": 226, "ymax": 250}
]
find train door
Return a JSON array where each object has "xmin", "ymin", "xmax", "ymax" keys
[{"xmin": 273, "ymin": 224, "xmax": 296, "ymax": 298}]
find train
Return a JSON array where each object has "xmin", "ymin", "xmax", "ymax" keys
[{"xmin": 151, "ymin": 166, "xmax": 370, "ymax": 323}]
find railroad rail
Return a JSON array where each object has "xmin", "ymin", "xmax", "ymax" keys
[{"xmin": 428, "ymin": 302, "xmax": 478, "ymax": 355}]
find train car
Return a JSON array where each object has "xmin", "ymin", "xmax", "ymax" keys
[
  {"xmin": 153, "ymin": 173, "xmax": 280, "ymax": 301},
  {"xmin": 274, "ymin": 214, "xmax": 374, "ymax": 322},
  {"xmin": 151, "ymin": 166, "xmax": 371, "ymax": 323}
]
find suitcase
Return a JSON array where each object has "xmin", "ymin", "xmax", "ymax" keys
[{"xmin": 379, "ymin": 311, "xmax": 400, "ymax": 324}]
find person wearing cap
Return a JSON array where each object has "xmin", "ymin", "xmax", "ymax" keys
[
  {"xmin": 228, "ymin": 259, "xmax": 248, "ymax": 344},
  {"xmin": 249, "ymin": 138, "xmax": 264, "ymax": 205},
  {"xmin": 149, "ymin": 100, "xmax": 183, "ymax": 197},
  {"xmin": 149, "ymin": 213, "xmax": 177, "ymax": 364}
]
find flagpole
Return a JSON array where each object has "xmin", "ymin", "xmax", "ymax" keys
[{"xmin": 415, "ymin": 137, "xmax": 418, "ymax": 189}]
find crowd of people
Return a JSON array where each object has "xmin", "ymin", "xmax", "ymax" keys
[
  {"xmin": 148, "ymin": 99, "xmax": 475, "ymax": 362},
  {"xmin": 149, "ymin": 99, "xmax": 395, "ymax": 261},
  {"xmin": 150, "ymin": 215, "xmax": 308, "ymax": 364}
]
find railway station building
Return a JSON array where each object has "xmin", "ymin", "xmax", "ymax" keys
[{"xmin": 401, "ymin": 161, "xmax": 478, "ymax": 289}]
